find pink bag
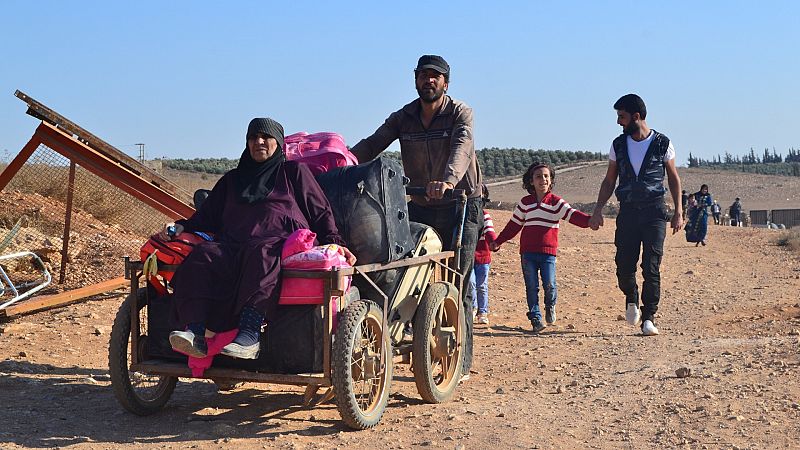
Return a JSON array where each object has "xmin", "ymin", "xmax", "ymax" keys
[
  {"xmin": 282, "ymin": 229, "xmax": 316, "ymax": 259},
  {"xmin": 284, "ymin": 132, "xmax": 359, "ymax": 176},
  {"xmin": 280, "ymin": 231, "xmax": 352, "ymax": 305}
]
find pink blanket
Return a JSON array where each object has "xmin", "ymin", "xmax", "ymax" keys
[{"xmin": 185, "ymin": 329, "xmax": 239, "ymax": 377}]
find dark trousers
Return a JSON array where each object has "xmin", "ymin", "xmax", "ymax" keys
[
  {"xmin": 408, "ymin": 197, "xmax": 481, "ymax": 375},
  {"xmin": 712, "ymin": 212, "xmax": 721, "ymax": 225},
  {"xmin": 614, "ymin": 203, "xmax": 668, "ymax": 323}
]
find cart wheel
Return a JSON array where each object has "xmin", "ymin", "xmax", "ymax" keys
[
  {"xmin": 412, "ymin": 281, "xmax": 464, "ymax": 403},
  {"xmin": 108, "ymin": 289, "xmax": 177, "ymax": 415},
  {"xmin": 332, "ymin": 300, "xmax": 393, "ymax": 429}
]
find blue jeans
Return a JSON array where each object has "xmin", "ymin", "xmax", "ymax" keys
[
  {"xmin": 521, "ymin": 253, "xmax": 557, "ymax": 323},
  {"xmin": 470, "ymin": 263, "xmax": 490, "ymax": 314}
]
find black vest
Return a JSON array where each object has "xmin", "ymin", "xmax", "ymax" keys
[{"xmin": 613, "ymin": 130, "xmax": 670, "ymax": 205}]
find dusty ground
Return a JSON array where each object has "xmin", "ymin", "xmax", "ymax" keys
[{"xmin": 1, "ymin": 168, "xmax": 800, "ymax": 449}]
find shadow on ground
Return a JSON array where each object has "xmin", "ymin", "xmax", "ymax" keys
[{"xmin": 0, "ymin": 360, "xmax": 415, "ymax": 447}]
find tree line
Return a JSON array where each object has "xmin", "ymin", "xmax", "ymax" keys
[
  {"xmin": 161, "ymin": 148, "xmax": 605, "ymax": 178},
  {"xmin": 687, "ymin": 147, "xmax": 800, "ymax": 176},
  {"xmin": 162, "ymin": 157, "xmax": 239, "ymax": 174}
]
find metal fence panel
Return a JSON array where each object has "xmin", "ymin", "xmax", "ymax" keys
[
  {"xmin": 770, "ymin": 209, "xmax": 800, "ymax": 229},
  {"xmin": 749, "ymin": 210, "xmax": 769, "ymax": 226},
  {"xmin": 0, "ymin": 144, "xmax": 170, "ymax": 296}
]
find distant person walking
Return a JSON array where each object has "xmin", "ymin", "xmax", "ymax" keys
[
  {"xmin": 729, "ymin": 198, "xmax": 742, "ymax": 226},
  {"xmin": 681, "ymin": 190, "xmax": 689, "ymax": 220},
  {"xmin": 491, "ymin": 162, "xmax": 592, "ymax": 333},
  {"xmin": 588, "ymin": 94, "xmax": 683, "ymax": 337},
  {"xmin": 685, "ymin": 184, "xmax": 713, "ymax": 246},
  {"xmin": 470, "ymin": 185, "xmax": 496, "ymax": 325},
  {"xmin": 711, "ymin": 200, "xmax": 721, "ymax": 225}
]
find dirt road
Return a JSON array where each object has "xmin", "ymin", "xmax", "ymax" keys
[{"xmin": 1, "ymin": 210, "xmax": 799, "ymax": 449}]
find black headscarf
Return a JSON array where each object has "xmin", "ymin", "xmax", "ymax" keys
[{"xmin": 235, "ymin": 118, "xmax": 286, "ymax": 204}]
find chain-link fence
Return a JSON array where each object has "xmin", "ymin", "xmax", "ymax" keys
[{"xmin": 0, "ymin": 143, "xmax": 173, "ymax": 298}]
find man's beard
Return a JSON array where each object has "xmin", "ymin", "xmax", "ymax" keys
[
  {"xmin": 623, "ymin": 121, "xmax": 640, "ymax": 135},
  {"xmin": 417, "ymin": 85, "xmax": 446, "ymax": 103}
]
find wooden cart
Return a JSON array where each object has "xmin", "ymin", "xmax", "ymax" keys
[{"xmin": 109, "ymin": 243, "xmax": 465, "ymax": 429}]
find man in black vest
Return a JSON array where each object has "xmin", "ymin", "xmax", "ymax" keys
[{"xmin": 588, "ymin": 94, "xmax": 683, "ymax": 336}]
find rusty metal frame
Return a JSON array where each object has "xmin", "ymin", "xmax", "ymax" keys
[
  {"xmin": 14, "ymin": 90, "xmax": 189, "ymax": 202},
  {"xmin": 1, "ymin": 125, "xmax": 197, "ymax": 217},
  {"xmin": 30, "ymin": 122, "xmax": 196, "ymax": 218},
  {"xmin": 0, "ymin": 93, "xmax": 199, "ymax": 316}
]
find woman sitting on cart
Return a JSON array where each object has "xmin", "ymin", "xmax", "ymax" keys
[{"xmin": 158, "ymin": 117, "xmax": 356, "ymax": 360}]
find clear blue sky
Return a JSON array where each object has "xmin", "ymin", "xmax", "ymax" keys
[{"xmin": 1, "ymin": 1, "xmax": 797, "ymax": 166}]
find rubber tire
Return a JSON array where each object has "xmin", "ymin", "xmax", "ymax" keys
[
  {"xmin": 332, "ymin": 300, "xmax": 393, "ymax": 430},
  {"xmin": 108, "ymin": 289, "xmax": 177, "ymax": 415},
  {"xmin": 412, "ymin": 281, "xmax": 464, "ymax": 403}
]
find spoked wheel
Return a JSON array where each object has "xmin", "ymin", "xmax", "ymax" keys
[
  {"xmin": 332, "ymin": 300, "xmax": 393, "ymax": 429},
  {"xmin": 412, "ymin": 281, "xmax": 464, "ymax": 403},
  {"xmin": 108, "ymin": 288, "xmax": 177, "ymax": 415}
]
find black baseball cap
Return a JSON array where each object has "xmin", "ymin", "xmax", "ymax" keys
[{"xmin": 415, "ymin": 55, "xmax": 450, "ymax": 75}]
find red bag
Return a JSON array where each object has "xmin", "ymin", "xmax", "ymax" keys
[
  {"xmin": 284, "ymin": 132, "xmax": 358, "ymax": 176},
  {"xmin": 140, "ymin": 231, "xmax": 213, "ymax": 295}
]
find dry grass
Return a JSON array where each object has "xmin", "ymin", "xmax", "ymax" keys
[
  {"xmin": 776, "ymin": 228, "xmax": 800, "ymax": 252},
  {"xmin": 4, "ymin": 162, "xmax": 170, "ymax": 237},
  {"xmin": 162, "ymin": 167, "xmax": 220, "ymax": 194}
]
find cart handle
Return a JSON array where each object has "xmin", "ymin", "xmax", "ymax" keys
[{"xmin": 405, "ymin": 186, "xmax": 468, "ymax": 273}]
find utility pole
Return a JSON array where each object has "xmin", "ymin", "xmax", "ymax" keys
[{"xmin": 136, "ymin": 143, "xmax": 145, "ymax": 164}]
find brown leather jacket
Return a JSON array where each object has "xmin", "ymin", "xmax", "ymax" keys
[{"xmin": 351, "ymin": 95, "xmax": 481, "ymax": 206}]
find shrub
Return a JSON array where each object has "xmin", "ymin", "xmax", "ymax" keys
[{"xmin": 776, "ymin": 228, "xmax": 800, "ymax": 253}]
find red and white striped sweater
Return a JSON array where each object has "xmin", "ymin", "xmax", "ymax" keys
[
  {"xmin": 495, "ymin": 192, "xmax": 590, "ymax": 256},
  {"xmin": 474, "ymin": 209, "xmax": 497, "ymax": 265}
]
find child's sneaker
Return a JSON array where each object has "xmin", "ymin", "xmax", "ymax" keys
[
  {"xmin": 476, "ymin": 313, "xmax": 489, "ymax": 325},
  {"xmin": 531, "ymin": 319, "xmax": 546, "ymax": 333},
  {"xmin": 545, "ymin": 306, "xmax": 556, "ymax": 325},
  {"xmin": 625, "ymin": 303, "xmax": 641, "ymax": 326},
  {"xmin": 402, "ymin": 322, "xmax": 414, "ymax": 341}
]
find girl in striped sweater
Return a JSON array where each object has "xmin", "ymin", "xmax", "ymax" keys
[{"xmin": 491, "ymin": 162, "xmax": 591, "ymax": 333}]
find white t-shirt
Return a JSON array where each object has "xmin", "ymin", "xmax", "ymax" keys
[{"xmin": 608, "ymin": 131, "xmax": 675, "ymax": 176}]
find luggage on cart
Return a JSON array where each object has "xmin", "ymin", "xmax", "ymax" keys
[
  {"xmin": 284, "ymin": 131, "xmax": 358, "ymax": 176},
  {"xmin": 263, "ymin": 304, "xmax": 324, "ymax": 373},
  {"xmin": 316, "ymin": 157, "xmax": 413, "ymax": 301},
  {"xmin": 315, "ymin": 156, "xmax": 412, "ymax": 264}
]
